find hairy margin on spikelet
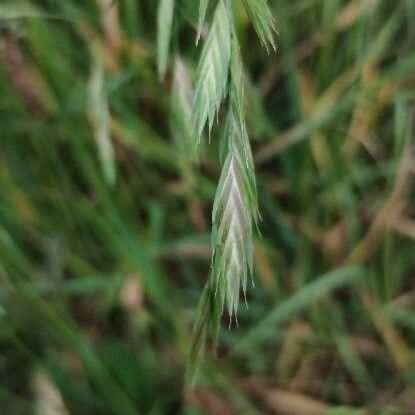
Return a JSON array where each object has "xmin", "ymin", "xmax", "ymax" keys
[
  {"xmin": 193, "ymin": 0, "xmax": 231, "ymax": 143},
  {"xmin": 242, "ymin": 0, "xmax": 278, "ymax": 52},
  {"xmin": 210, "ymin": 34, "xmax": 259, "ymax": 319},
  {"xmin": 196, "ymin": 0, "xmax": 209, "ymax": 45}
]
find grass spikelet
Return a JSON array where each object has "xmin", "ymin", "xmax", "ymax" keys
[
  {"xmin": 192, "ymin": 0, "xmax": 231, "ymax": 143},
  {"xmin": 242, "ymin": 0, "xmax": 278, "ymax": 52},
  {"xmin": 212, "ymin": 90, "xmax": 258, "ymax": 321},
  {"xmin": 196, "ymin": 0, "xmax": 209, "ymax": 45},
  {"xmin": 211, "ymin": 151, "xmax": 253, "ymax": 321}
]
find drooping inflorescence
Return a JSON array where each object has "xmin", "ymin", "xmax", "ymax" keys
[
  {"xmin": 156, "ymin": 0, "xmax": 277, "ymax": 384},
  {"xmin": 191, "ymin": 0, "xmax": 274, "ymax": 321}
]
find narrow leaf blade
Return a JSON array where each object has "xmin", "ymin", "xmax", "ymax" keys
[{"xmin": 157, "ymin": 0, "xmax": 175, "ymax": 80}]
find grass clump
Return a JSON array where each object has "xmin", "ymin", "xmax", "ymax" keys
[{"xmin": 0, "ymin": 0, "xmax": 414, "ymax": 414}]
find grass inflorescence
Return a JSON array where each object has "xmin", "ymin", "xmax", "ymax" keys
[{"xmin": 0, "ymin": 0, "xmax": 414, "ymax": 414}]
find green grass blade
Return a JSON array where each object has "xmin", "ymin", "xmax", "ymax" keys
[
  {"xmin": 234, "ymin": 265, "xmax": 364, "ymax": 353},
  {"xmin": 157, "ymin": 0, "xmax": 175, "ymax": 80}
]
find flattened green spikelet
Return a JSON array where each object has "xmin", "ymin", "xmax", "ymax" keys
[
  {"xmin": 197, "ymin": 0, "xmax": 209, "ymax": 45},
  {"xmin": 211, "ymin": 150, "xmax": 253, "ymax": 320},
  {"xmin": 212, "ymin": 96, "xmax": 258, "ymax": 321},
  {"xmin": 193, "ymin": 0, "xmax": 231, "ymax": 143},
  {"xmin": 242, "ymin": 0, "xmax": 277, "ymax": 52}
]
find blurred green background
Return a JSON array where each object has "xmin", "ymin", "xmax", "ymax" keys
[{"xmin": 0, "ymin": 0, "xmax": 414, "ymax": 414}]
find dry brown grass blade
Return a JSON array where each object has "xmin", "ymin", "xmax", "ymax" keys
[
  {"xmin": 342, "ymin": 65, "xmax": 395, "ymax": 158},
  {"xmin": 346, "ymin": 122, "xmax": 414, "ymax": 372},
  {"xmin": 276, "ymin": 321, "xmax": 311, "ymax": 385},
  {"xmin": 95, "ymin": 0, "xmax": 122, "ymax": 72},
  {"xmin": 390, "ymin": 217, "xmax": 415, "ymax": 240},
  {"xmin": 361, "ymin": 291, "xmax": 413, "ymax": 372},
  {"xmin": 297, "ymin": 69, "xmax": 332, "ymax": 174},
  {"xmin": 253, "ymin": 244, "xmax": 278, "ymax": 290},
  {"xmin": 256, "ymin": 68, "xmax": 355, "ymax": 163},
  {"xmin": 259, "ymin": 0, "xmax": 381, "ymax": 96},
  {"xmin": 245, "ymin": 378, "xmax": 331, "ymax": 415},
  {"xmin": 259, "ymin": 390, "xmax": 328, "ymax": 415},
  {"xmin": 0, "ymin": 32, "xmax": 55, "ymax": 114},
  {"xmin": 187, "ymin": 388, "xmax": 238, "ymax": 415},
  {"xmin": 348, "ymin": 137, "xmax": 413, "ymax": 263}
]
